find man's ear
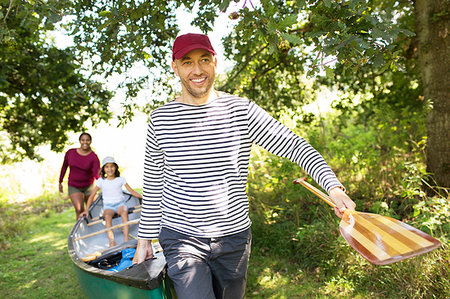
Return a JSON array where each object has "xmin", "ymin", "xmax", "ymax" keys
[{"xmin": 171, "ymin": 60, "xmax": 179, "ymax": 76}]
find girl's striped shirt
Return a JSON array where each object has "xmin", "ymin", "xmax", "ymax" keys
[{"xmin": 138, "ymin": 94, "xmax": 344, "ymax": 239}]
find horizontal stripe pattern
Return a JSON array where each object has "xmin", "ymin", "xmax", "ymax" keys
[{"xmin": 138, "ymin": 94, "xmax": 343, "ymax": 239}]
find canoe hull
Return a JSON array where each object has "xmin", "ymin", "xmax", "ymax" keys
[
  {"xmin": 72, "ymin": 264, "xmax": 165, "ymax": 299},
  {"xmin": 68, "ymin": 192, "xmax": 176, "ymax": 298}
]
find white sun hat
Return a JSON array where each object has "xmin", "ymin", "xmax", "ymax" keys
[{"xmin": 101, "ymin": 156, "xmax": 116, "ymax": 167}]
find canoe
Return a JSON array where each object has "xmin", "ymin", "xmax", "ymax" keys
[{"xmin": 68, "ymin": 191, "xmax": 176, "ymax": 299}]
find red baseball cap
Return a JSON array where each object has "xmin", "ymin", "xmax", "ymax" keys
[{"xmin": 172, "ymin": 33, "xmax": 216, "ymax": 60}]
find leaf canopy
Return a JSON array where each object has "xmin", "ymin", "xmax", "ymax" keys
[{"xmin": 0, "ymin": 0, "xmax": 113, "ymax": 162}]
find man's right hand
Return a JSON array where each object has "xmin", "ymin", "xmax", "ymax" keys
[
  {"xmin": 132, "ymin": 239, "xmax": 154, "ymax": 265},
  {"xmin": 59, "ymin": 183, "xmax": 63, "ymax": 193}
]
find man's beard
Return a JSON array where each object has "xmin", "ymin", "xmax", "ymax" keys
[{"xmin": 180, "ymin": 76, "xmax": 214, "ymax": 99}]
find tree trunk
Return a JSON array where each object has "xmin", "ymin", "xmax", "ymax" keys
[{"xmin": 415, "ymin": 0, "xmax": 450, "ymax": 189}]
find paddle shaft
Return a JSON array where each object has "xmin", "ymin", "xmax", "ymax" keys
[{"xmin": 293, "ymin": 178, "xmax": 336, "ymax": 208}]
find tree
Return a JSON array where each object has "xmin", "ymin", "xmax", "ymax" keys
[
  {"xmin": 220, "ymin": 0, "xmax": 448, "ymax": 188},
  {"xmin": 4, "ymin": 0, "xmax": 449, "ymax": 187},
  {"xmin": 67, "ymin": 0, "xmax": 182, "ymax": 111},
  {"xmin": 0, "ymin": 0, "xmax": 113, "ymax": 163},
  {"xmin": 415, "ymin": 0, "xmax": 450, "ymax": 188}
]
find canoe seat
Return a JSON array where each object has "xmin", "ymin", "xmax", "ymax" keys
[
  {"xmin": 106, "ymin": 205, "xmax": 139, "ymax": 220},
  {"xmin": 87, "ymin": 205, "xmax": 141, "ymax": 226}
]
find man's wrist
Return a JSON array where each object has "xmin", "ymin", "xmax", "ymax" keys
[
  {"xmin": 329, "ymin": 185, "xmax": 346, "ymax": 193},
  {"xmin": 137, "ymin": 238, "xmax": 153, "ymax": 247}
]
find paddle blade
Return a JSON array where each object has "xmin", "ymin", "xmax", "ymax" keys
[{"xmin": 339, "ymin": 211, "xmax": 442, "ymax": 265}]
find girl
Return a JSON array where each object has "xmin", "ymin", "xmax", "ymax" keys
[{"xmin": 81, "ymin": 156, "xmax": 143, "ymax": 247}]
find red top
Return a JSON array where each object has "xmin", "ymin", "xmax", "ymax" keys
[{"xmin": 59, "ymin": 148, "xmax": 100, "ymax": 188}]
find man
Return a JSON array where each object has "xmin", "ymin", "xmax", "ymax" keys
[{"xmin": 133, "ymin": 33, "xmax": 356, "ymax": 299}]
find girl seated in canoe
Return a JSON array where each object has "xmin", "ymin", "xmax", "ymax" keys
[{"xmin": 81, "ymin": 156, "xmax": 143, "ymax": 247}]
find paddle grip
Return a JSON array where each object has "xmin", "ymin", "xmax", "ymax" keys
[{"xmin": 293, "ymin": 178, "xmax": 337, "ymax": 208}]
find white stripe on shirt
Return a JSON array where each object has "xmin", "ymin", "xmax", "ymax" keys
[{"xmin": 138, "ymin": 94, "xmax": 343, "ymax": 239}]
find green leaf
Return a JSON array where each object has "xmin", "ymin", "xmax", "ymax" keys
[
  {"xmin": 280, "ymin": 33, "xmax": 302, "ymax": 45},
  {"xmin": 350, "ymin": 0, "xmax": 361, "ymax": 10},
  {"xmin": 280, "ymin": 14, "xmax": 298, "ymax": 28},
  {"xmin": 371, "ymin": 28, "xmax": 391, "ymax": 41},
  {"xmin": 219, "ymin": 0, "xmax": 231, "ymax": 12},
  {"xmin": 325, "ymin": 66, "xmax": 334, "ymax": 79},
  {"xmin": 99, "ymin": 10, "xmax": 111, "ymax": 17},
  {"xmin": 373, "ymin": 52, "xmax": 385, "ymax": 68},
  {"xmin": 268, "ymin": 42, "xmax": 277, "ymax": 54},
  {"xmin": 397, "ymin": 28, "xmax": 416, "ymax": 37},
  {"xmin": 47, "ymin": 13, "xmax": 62, "ymax": 25},
  {"xmin": 295, "ymin": 0, "xmax": 306, "ymax": 9},
  {"xmin": 323, "ymin": 0, "xmax": 331, "ymax": 8},
  {"xmin": 267, "ymin": 20, "xmax": 277, "ymax": 34}
]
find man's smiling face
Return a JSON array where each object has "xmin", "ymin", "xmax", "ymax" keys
[{"xmin": 172, "ymin": 48, "xmax": 217, "ymax": 100}]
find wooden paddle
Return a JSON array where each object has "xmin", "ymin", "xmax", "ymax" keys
[{"xmin": 293, "ymin": 178, "xmax": 442, "ymax": 265}]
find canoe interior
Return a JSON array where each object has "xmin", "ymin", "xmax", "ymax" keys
[
  {"xmin": 68, "ymin": 191, "xmax": 176, "ymax": 298},
  {"xmin": 72, "ymin": 192, "xmax": 141, "ymax": 258}
]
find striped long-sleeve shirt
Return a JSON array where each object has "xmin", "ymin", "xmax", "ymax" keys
[{"xmin": 138, "ymin": 94, "xmax": 343, "ymax": 239}]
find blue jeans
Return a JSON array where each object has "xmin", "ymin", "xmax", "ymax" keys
[{"xmin": 159, "ymin": 227, "xmax": 252, "ymax": 299}]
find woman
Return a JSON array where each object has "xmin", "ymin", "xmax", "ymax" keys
[{"xmin": 59, "ymin": 132, "xmax": 100, "ymax": 219}]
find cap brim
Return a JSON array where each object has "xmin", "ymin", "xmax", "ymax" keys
[{"xmin": 173, "ymin": 44, "xmax": 216, "ymax": 60}]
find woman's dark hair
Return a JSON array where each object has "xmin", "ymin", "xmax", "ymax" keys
[
  {"xmin": 100, "ymin": 163, "xmax": 120, "ymax": 178},
  {"xmin": 79, "ymin": 132, "xmax": 92, "ymax": 141}
]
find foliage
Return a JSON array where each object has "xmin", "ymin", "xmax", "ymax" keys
[
  {"xmin": 2, "ymin": 1, "xmax": 447, "ymax": 189},
  {"xmin": 323, "ymin": 102, "xmax": 428, "ymax": 203},
  {"xmin": 0, "ymin": 0, "xmax": 113, "ymax": 163},
  {"xmin": 68, "ymin": 0, "xmax": 181, "ymax": 108},
  {"xmin": 63, "ymin": 0, "xmax": 448, "ymax": 188},
  {"xmin": 246, "ymin": 101, "xmax": 449, "ymax": 297},
  {"xmin": 219, "ymin": 0, "xmax": 413, "ymax": 111},
  {"xmin": 67, "ymin": 0, "xmax": 224, "ymax": 113},
  {"xmin": 65, "ymin": 0, "xmax": 413, "ymax": 113}
]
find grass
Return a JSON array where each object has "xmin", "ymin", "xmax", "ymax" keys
[
  {"xmin": 247, "ymin": 254, "xmax": 319, "ymax": 298},
  {"xmin": 0, "ymin": 207, "xmax": 84, "ymax": 298},
  {"xmin": 0, "ymin": 205, "xmax": 339, "ymax": 299},
  {"xmin": 0, "ymin": 193, "xmax": 448, "ymax": 298},
  {"xmin": 0, "ymin": 193, "xmax": 324, "ymax": 298}
]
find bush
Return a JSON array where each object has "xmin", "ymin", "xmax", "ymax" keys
[{"xmin": 247, "ymin": 102, "xmax": 449, "ymax": 298}]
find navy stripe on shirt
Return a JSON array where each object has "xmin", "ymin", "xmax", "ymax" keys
[{"xmin": 138, "ymin": 94, "xmax": 343, "ymax": 239}]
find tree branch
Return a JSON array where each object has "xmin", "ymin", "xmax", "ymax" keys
[{"xmin": 218, "ymin": 44, "xmax": 270, "ymax": 91}]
